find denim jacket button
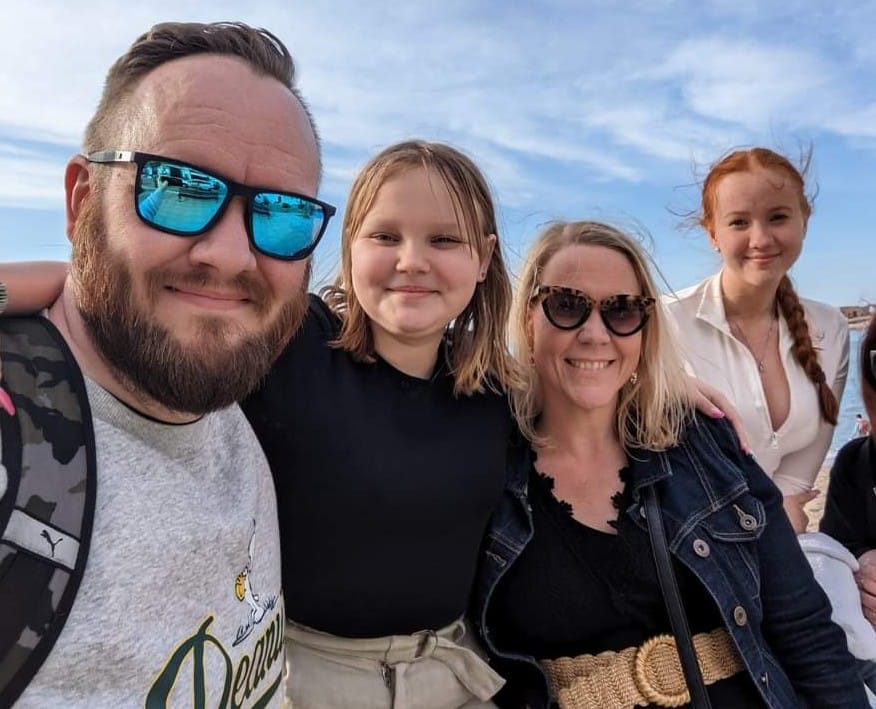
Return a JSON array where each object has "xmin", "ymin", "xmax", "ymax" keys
[
  {"xmin": 693, "ymin": 539, "xmax": 710, "ymax": 557},
  {"xmin": 739, "ymin": 513, "xmax": 758, "ymax": 531},
  {"xmin": 733, "ymin": 504, "xmax": 758, "ymax": 531},
  {"xmin": 733, "ymin": 605, "xmax": 748, "ymax": 626}
]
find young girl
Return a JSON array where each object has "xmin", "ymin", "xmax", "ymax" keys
[
  {"xmin": 665, "ymin": 148, "xmax": 849, "ymax": 533},
  {"xmin": 242, "ymin": 140, "xmax": 515, "ymax": 707},
  {"xmin": 2, "ymin": 140, "xmax": 742, "ymax": 707}
]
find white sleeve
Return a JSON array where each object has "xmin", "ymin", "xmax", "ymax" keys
[{"xmin": 771, "ymin": 320, "xmax": 850, "ymax": 494}]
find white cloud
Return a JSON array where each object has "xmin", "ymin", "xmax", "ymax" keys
[
  {"xmin": 3, "ymin": 1, "xmax": 876, "ymax": 212},
  {"xmin": 0, "ymin": 146, "xmax": 65, "ymax": 209},
  {"xmin": 654, "ymin": 38, "xmax": 834, "ymax": 128}
]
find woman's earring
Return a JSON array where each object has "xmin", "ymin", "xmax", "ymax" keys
[{"xmin": 629, "ymin": 371, "xmax": 638, "ymax": 385}]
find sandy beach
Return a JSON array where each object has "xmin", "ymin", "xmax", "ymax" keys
[{"xmin": 805, "ymin": 464, "xmax": 832, "ymax": 532}]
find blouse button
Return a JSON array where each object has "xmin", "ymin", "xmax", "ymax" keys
[
  {"xmin": 692, "ymin": 539, "xmax": 710, "ymax": 557},
  {"xmin": 733, "ymin": 606, "xmax": 748, "ymax": 626}
]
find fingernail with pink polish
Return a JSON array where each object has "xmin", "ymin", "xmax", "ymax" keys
[{"xmin": 0, "ymin": 387, "xmax": 15, "ymax": 416}]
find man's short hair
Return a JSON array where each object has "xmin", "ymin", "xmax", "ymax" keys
[{"xmin": 83, "ymin": 21, "xmax": 319, "ymax": 166}]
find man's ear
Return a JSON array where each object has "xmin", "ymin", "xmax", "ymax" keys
[{"xmin": 65, "ymin": 156, "xmax": 92, "ymax": 243}]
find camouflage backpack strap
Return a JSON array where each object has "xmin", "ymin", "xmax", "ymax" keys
[{"xmin": 0, "ymin": 316, "xmax": 96, "ymax": 707}]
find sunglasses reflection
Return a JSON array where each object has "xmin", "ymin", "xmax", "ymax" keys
[
  {"xmin": 138, "ymin": 170, "xmax": 223, "ymax": 231},
  {"xmin": 138, "ymin": 163, "xmax": 323, "ymax": 256}
]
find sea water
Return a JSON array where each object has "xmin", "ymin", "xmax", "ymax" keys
[{"xmin": 827, "ymin": 327, "xmax": 867, "ymax": 464}]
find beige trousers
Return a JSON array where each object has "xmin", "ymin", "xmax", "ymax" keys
[{"xmin": 283, "ymin": 618, "xmax": 503, "ymax": 709}]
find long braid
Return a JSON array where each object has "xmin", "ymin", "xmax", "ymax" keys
[{"xmin": 776, "ymin": 275, "xmax": 838, "ymax": 424}]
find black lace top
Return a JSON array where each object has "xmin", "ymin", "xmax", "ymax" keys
[{"xmin": 487, "ymin": 464, "xmax": 763, "ymax": 707}]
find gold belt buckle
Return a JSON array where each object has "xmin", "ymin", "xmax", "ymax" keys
[{"xmin": 632, "ymin": 634, "xmax": 691, "ymax": 707}]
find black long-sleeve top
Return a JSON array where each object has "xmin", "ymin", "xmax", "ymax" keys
[
  {"xmin": 820, "ymin": 436, "xmax": 876, "ymax": 558},
  {"xmin": 241, "ymin": 295, "xmax": 512, "ymax": 637}
]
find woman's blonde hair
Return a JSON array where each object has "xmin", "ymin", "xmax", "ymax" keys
[
  {"xmin": 511, "ymin": 220, "xmax": 695, "ymax": 450},
  {"xmin": 321, "ymin": 140, "xmax": 520, "ymax": 396}
]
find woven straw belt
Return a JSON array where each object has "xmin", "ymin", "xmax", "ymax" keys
[{"xmin": 542, "ymin": 627, "xmax": 742, "ymax": 708}]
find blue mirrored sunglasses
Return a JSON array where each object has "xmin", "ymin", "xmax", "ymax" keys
[{"xmin": 86, "ymin": 151, "xmax": 336, "ymax": 261}]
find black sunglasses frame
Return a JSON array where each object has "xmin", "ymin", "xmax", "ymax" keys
[
  {"xmin": 533, "ymin": 285, "xmax": 655, "ymax": 336},
  {"xmin": 86, "ymin": 150, "xmax": 336, "ymax": 261}
]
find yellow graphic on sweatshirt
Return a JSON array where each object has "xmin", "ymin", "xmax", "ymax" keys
[{"xmin": 233, "ymin": 520, "xmax": 276, "ymax": 647}]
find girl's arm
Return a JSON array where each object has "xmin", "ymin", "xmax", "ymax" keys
[{"xmin": 1, "ymin": 262, "xmax": 68, "ymax": 314}]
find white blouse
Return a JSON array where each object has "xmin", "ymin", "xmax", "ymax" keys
[{"xmin": 664, "ymin": 273, "xmax": 849, "ymax": 495}]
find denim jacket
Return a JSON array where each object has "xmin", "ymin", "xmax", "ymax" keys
[{"xmin": 473, "ymin": 414, "xmax": 867, "ymax": 708}]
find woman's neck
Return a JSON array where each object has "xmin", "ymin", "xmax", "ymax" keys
[
  {"xmin": 719, "ymin": 271, "xmax": 778, "ymax": 321},
  {"xmin": 537, "ymin": 401, "xmax": 619, "ymax": 459}
]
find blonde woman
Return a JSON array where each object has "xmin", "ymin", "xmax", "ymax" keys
[{"xmin": 472, "ymin": 221, "xmax": 864, "ymax": 708}]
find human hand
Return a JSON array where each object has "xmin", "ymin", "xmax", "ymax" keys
[
  {"xmin": 688, "ymin": 376, "xmax": 750, "ymax": 453},
  {"xmin": 855, "ymin": 550, "xmax": 876, "ymax": 629},
  {"xmin": 782, "ymin": 490, "xmax": 818, "ymax": 535}
]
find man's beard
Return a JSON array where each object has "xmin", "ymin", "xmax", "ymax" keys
[{"xmin": 70, "ymin": 198, "xmax": 308, "ymax": 415}]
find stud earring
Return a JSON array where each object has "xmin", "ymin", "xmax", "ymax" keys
[{"xmin": 629, "ymin": 371, "xmax": 638, "ymax": 385}]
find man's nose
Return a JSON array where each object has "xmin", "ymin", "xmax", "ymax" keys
[{"xmin": 187, "ymin": 197, "xmax": 258, "ymax": 275}]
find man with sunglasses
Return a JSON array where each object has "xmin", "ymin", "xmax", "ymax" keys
[{"xmin": 2, "ymin": 22, "xmax": 333, "ymax": 707}]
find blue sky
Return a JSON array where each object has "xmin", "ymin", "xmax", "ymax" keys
[{"xmin": 1, "ymin": 0, "xmax": 874, "ymax": 306}]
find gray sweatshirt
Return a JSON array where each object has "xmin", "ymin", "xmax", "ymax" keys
[{"xmin": 16, "ymin": 379, "xmax": 285, "ymax": 708}]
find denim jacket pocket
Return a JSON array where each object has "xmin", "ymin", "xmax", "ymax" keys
[
  {"xmin": 697, "ymin": 495, "xmax": 766, "ymax": 600},
  {"xmin": 699, "ymin": 495, "xmax": 766, "ymax": 542}
]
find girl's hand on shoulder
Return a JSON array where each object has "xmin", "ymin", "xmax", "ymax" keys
[{"xmin": 688, "ymin": 375, "xmax": 751, "ymax": 453}]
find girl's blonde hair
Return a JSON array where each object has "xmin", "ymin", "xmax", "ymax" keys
[
  {"xmin": 511, "ymin": 220, "xmax": 695, "ymax": 450},
  {"xmin": 321, "ymin": 140, "xmax": 520, "ymax": 396}
]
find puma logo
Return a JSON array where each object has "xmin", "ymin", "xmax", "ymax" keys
[{"xmin": 41, "ymin": 529, "xmax": 62, "ymax": 558}]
